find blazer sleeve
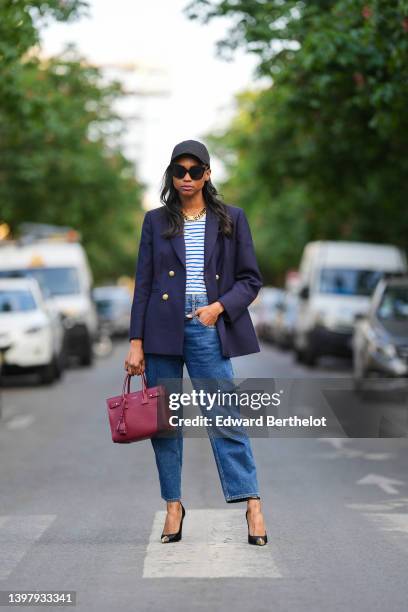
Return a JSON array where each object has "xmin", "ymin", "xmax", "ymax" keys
[
  {"xmin": 129, "ymin": 211, "xmax": 153, "ymax": 341},
  {"xmin": 217, "ymin": 208, "xmax": 263, "ymax": 324}
]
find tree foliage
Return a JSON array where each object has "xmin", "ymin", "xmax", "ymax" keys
[
  {"xmin": 186, "ymin": 0, "xmax": 408, "ymax": 282},
  {"xmin": 0, "ymin": 1, "xmax": 144, "ymax": 283}
]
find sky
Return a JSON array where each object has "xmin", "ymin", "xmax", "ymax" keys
[{"xmin": 40, "ymin": 0, "xmax": 268, "ymax": 210}]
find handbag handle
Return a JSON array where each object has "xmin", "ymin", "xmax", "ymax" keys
[
  {"xmin": 121, "ymin": 372, "xmax": 148, "ymax": 403},
  {"xmin": 116, "ymin": 372, "xmax": 149, "ymax": 435}
]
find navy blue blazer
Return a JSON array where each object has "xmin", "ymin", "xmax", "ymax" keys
[{"xmin": 129, "ymin": 203, "xmax": 263, "ymax": 358}]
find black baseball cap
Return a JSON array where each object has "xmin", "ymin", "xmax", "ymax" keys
[{"xmin": 170, "ymin": 139, "xmax": 210, "ymax": 166}]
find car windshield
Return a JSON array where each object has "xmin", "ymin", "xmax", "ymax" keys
[
  {"xmin": 95, "ymin": 299, "xmax": 117, "ymax": 315},
  {"xmin": 253, "ymin": 290, "xmax": 284, "ymax": 308},
  {"xmin": 0, "ymin": 267, "xmax": 81, "ymax": 296},
  {"xmin": 318, "ymin": 268, "xmax": 384, "ymax": 296},
  {"xmin": 377, "ymin": 286, "xmax": 408, "ymax": 320},
  {"xmin": 0, "ymin": 289, "xmax": 37, "ymax": 312}
]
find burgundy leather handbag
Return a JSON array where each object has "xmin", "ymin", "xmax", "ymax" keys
[{"xmin": 106, "ymin": 372, "xmax": 174, "ymax": 443}]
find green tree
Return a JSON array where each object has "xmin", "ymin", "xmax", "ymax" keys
[
  {"xmin": 0, "ymin": 1, "xmax": 144, "ymax": 283},
  {"xmin": 0, "ymin": 0, "xmax": 87, "ymax": 66},
  {"xmin": 187, "ymin": 0, "xmax": 408, "ymax": 282}
]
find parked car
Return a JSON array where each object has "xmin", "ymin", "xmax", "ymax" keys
[
  {"xmin": 352, "ymin": 274, "xmax": 408, "ymax": 389},
  {"xmin": 0, "ymin": 224, "xmax": 98, "ymax": 366},
  {"xmin": 272, "ymin": 291, "xmax": 299, "ymax": 349},
  {"xmin": 92, "ymin": 285, "xmax": 132, "ymax": 338},
  {"xmin": 293, "ymin": 241, "xmax": 408, "ymax": 366},
  {"xmin": 250, "ymin": 287, "xmax": 286, "ymax": 343},
  {"xmin": 0, "ymin": 277, "xmax": 66, "ymax": 384}
]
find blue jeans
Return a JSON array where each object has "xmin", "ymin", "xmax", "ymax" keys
[{"xmin": 144, "ymin": 292, "xmax": 261, "ymax": 503}]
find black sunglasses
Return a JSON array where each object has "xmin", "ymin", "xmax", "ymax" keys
[{"xmin": 171, "ymin": 163, "xmax": 207, "ymax": 180}]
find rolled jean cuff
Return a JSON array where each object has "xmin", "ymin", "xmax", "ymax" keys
[{"xmin": 226, "ymin": 494, "xmax": 260, "ymax": 503}]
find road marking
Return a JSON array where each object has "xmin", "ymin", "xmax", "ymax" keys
[
  {"xmin": 0, "ymin": 515, "xmax": 56, "ymax": 580},
  {"xmin": 346, "ymin": 500, "xmax": 408, "ymax": 551},
  {"xmin": 143, "ymin": 509, "xmax": 281, "ymax": 578},
  {"xmin": 316, "ymin": 440, "xmax": 395, "ymax": 460},
  {"xmin": 318, "ymin": 438, "xmax": 350, "ymax": 450},
  {"xmin": 315, "ymin": 449, "xmax": 395, "ymax": 460},
  {"xmin": 362, "ymin": 453, "xmax": 395, "ymax": 461},
  {"xmin": 317, "ymin": 438, "xmax": 350, "ymax": 449},
  {"xmin": 357, "ymin": 473, "xmax": 405, "ymax": 495},
  {"xmin": 346, "ymin": 497, "xmax": 408, "ymax": 513},
  {"xmin": 4, "ymin": 415, "xmax": 35, "ymax": 430},
  {"xmin": 363, "ymin": 513, "xmax": 408, "ymax": 534}
]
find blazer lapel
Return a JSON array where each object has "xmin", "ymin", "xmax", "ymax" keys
[
  {"xmin": 204, "ymin": 206, "xmax": 219, "ymax": 270},
  {"xmin": 169, "ymin": 206, "xmax": 219, "ymax": 270},
  {"xmin": 169, "ymin": 227, "xmax": 185, "ymax": 269}
]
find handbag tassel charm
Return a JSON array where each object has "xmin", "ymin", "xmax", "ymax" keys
[{"xmin": 116, "ymin": 402, "xmax": 127, "ymax": 434}]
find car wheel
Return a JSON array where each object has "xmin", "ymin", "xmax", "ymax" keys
[
  {"xmin": 54, "ymin": 348, "xmax": 66, "ymax": 380},
  {"xmin": 303, "ymin": 345, "xmax": 318, "ymax": 367},
  {"xmin": 294, "ymin": 344, "xmax": 305, "ymax": 363},
  {"xmin": 353, "ymin": 352, "xmax": 367, "ymax": 392},
  {"xmin": 296, "ymin": 334, "xmax": 318, "ymax": 367},
  {"xmin": 80, "ymin": 335, "xmax": 94, "ymax": 367},
  {"xmin": 38, "ymin": 355, "xmax": 58, "ymax": 385}
]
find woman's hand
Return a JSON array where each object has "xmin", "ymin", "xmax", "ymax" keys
[
  {"xmin": 194, "ymin": 301, "xmax": 224, "ymax": 326},
  {"xmin": 125, "ymin": 339, "xmax": 145, "ymax": 375}
]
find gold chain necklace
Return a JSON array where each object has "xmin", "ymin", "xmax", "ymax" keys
[{"xmin": 181, "ymin": 206, "xmax": 206, "ymax": 221}]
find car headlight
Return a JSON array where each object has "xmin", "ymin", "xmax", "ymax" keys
[
  {"xmin": 61, "ymin": 308, "xmax": 85, "ymax": 319},
  {"xmin": 315, "ymin": 311, "xmax": 344, "ymax": 330},
  {"xmin": 315, "ymin": 311, "xmax": 330, "ymax": 327},
  {"xmin": 25, "ymin": 324, "xmax": 47, "ymax": 334},
  {"xmin": 60, "ymin": 309, "xmax": 88, "ymax": 327},
  {"xmin": 378, "ymin": 343, "xmax": 397, "ymax": 359}
]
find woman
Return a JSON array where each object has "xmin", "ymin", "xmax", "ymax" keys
[{"xmin": 125, "ymin": 139, "xmax": 268, "ymax": 546}]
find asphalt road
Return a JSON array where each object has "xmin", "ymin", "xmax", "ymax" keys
[{"xmin": 0, "ymin": 339, "xmax": 407, "ymax": 611}]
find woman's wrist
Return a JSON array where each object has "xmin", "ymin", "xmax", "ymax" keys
[{"xmin": 214, "ymin": 301, "xmax": 225, "ymax": 314}]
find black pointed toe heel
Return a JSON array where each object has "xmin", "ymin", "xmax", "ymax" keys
[
  {"xmin": 246, "ymin": 509, "xmax": 267, "ymax": 546},
  {"xmin": 160, "ymin": 502, "xmax": 186, "ymax": 543}
]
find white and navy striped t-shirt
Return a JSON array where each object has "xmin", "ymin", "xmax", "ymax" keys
[{"xmin": 184, "ymin": 212, "xmax": 207, "ymax": 294}]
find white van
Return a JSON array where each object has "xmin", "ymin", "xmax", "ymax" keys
[
  {"xmin": 0, "ymin": 231, "xmax": 98, "ymax": 366},
  {"xmin": 293, "ymin": 241, "xmax": 408, "ymax": 366}
]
